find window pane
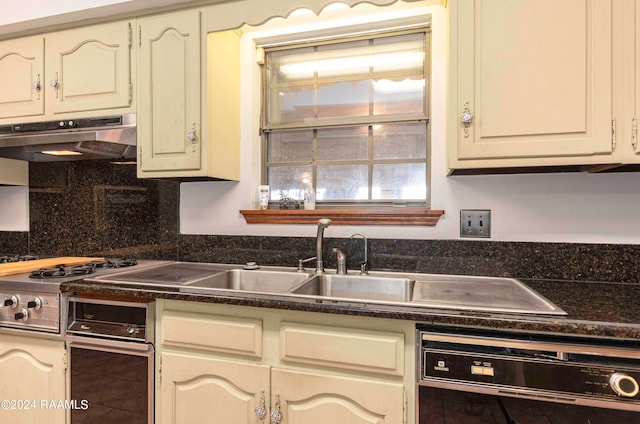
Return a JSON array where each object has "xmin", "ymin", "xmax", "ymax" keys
[
  {"xmin": 317, "ymin": 126, "xmax": 368, "ymax": 161},
  {"xmin": 268, "ymin": 166, "xmax": 313, "ymax": 200},
  {"xmin": 372, "ymin": 76, "xmax": 425, "ymax": 115},
  {"xmin": 268, "ymin": 85, "xmax": 315, "ymax": 124},
  {"xmin": 268, "ymin": 130, "xmax": 313, "ymax": 162},
  {"xmin": 372, "ymin": 163, "xmax": 426, "ymax": 200},
  {"xmin": 373, "ymin": 123, "xmax": 426, "ymax": 160},
  {"xmin": 372, "ymin": 33, "xmax": 425, "ymax": 74},
  {"xmin": 317, "ymin": 80, "xmax": 370, "ymax": 119},
  {"xmin": 317, "ymin": 164, "xmax": 368, "ymax": 200}
]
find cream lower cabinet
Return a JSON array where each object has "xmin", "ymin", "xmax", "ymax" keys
[
  {"xmin": 448, "ymin": 0, "xmax": 615, "ymax": 172},
  {"xmin": 272, "ymin": 368, "xmax": 404, "ymax": 424},
  {"xmin": 156, "ymin": 300, "xmax": 412, "ymax": 424},
  {"xmin": 161, "ymin": 353, "xmax": 269, "ymax": 423},
  {"xmin": 0, "ymin": 334, "xmax": 66, "ymax": 424}
]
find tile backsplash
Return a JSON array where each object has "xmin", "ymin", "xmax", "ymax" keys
[
  {"xmin": 22, "ymin": 161, "xmax": 178, "ymax": 258},
  {"xmin": 0, "ymin": 161, "xmax": 638, "ymax": 283}
]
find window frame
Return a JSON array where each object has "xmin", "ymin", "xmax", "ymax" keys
[{"xmin": 259, "ymin": 26, "xmax": 432, "ymax": 210}]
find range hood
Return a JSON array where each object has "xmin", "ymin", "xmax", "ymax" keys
[{"xmin": 0, "ymin": 114, "xmax": 136, "ymax": 162}]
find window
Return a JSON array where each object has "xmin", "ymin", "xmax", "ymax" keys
[{"xmin": 261, "ymin": 29, "xmax": 430, "ymax": 208}]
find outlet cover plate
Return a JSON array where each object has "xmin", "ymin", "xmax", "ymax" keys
[{"xmin": 460, "ymin": 209, "xmax": 491, "ymax": 238}]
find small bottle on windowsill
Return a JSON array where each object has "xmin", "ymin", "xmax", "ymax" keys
[{"xmin": 303, "ymin": 183, "xmax": 316, "ymax": 210}]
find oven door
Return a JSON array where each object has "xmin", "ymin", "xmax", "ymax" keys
[{"xmin": 66, "ymin": 335, "xmax": 154, "ymax": 424}]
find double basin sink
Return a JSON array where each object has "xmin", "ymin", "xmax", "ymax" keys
[{"xmin": 93, "ymin": 262, "xmax": 566, "ymax": 315}]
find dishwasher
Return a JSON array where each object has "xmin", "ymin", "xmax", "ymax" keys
[{"xmin": 417, "ymin": 326, "xmax": 640, "ymax": 423}]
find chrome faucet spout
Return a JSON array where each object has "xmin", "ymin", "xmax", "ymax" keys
[
  {"xmin": 332, "ymin": 248, "xmax": 347, "ymax": 275},
  {"xmin": 315, "ymin": 218, "xmax": 332, "ymax": 273}
]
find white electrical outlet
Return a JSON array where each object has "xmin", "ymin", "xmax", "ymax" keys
[{"xmin": 460, "ymin": 209, "xmax": 491, "ymax": 238}]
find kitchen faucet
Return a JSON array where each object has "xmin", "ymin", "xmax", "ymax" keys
[
  {"xmin": 332, "ymin": 248, "xmax": 347, "ymax": 275},
  {"xmin": 315, "ymin": 218, "xmax": 332, "ymax": 274},
  {"xmin": 350, "ymin": 233, "xmax": 369, "ymax": 275}
]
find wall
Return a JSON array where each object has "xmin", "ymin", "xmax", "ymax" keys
[{"xmin": 180, "ymin": 2, "xmax": 640, "ymax": 245}]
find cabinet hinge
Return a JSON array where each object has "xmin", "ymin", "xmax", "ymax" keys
[
  {"xmin": 612, "ymin": 118, "xmax": 617, "ymax": 150},
  {"xmin": 128, "ymin": 22, "xmax": 132, "ymax": 48},
  {"xmin": 62, "ymin": 346, "xmax": 68, "ymax": 372},
  {"xmin": 128, "ymin": 83, "xmax": 133, "ymax": 106},
  {"xmin": 138, "ymin": 25, "xmax": 142, "ymax": 47},
  {"xmin": 158, "ymin": 355, "xmax": 162, "ymax": 384},
  {"xmin": 632, "ymin": 117, "xmax": 638, "ymax": 150}
]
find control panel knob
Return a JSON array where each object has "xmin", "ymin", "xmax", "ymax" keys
[
  {"xmin": 58, "ymin": 121, "xmax": 67, "ymax": 128},
  {"xmin": 610, "ymin": 373, "xmax": 640, "ymax": 398},
  {"xmin": 67, "ymin": 120, "xmax": 76, "ymax": 128},
  {"xmin": 126, "ymin": 326, "xmax": 136, "ymax": 335},
  {"xmin": 3, "ymin": 296, "xmax": 18, "ymax": 308},
  {"xmin": 14, "ymin": 309, "xmax": 29, "ymax": 321},
  {"xmin": 27, "ymin": 298, "xmax": 42, "ymax": 311}
]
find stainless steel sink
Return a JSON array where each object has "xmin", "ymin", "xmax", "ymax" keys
[
  {"xmin": 290, "ymin": 274, "xmax": 415, "ymax": 303},
  {"xmin": 182, "ymin": 269, "xmax": 313, "ymax": 293},
  {"xmin": 90, "ymin": 262, "xmax": 312, "ymax": 294},
  {"xmin": 89, "ymin": 261, "xmax": 566, "ymax": 315},
  {"xmin": 289, "ymin": 272, "xmax": 566, "ymax": 315}
]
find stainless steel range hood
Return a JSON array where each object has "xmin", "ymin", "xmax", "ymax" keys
[{"xmin": 0, "ymin": 114, "xmax": 136, "ymax": 162}]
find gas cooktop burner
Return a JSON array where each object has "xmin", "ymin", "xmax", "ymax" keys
[
  {"xmin": 0, "ymin": 254, "xmax": 40, "ymax": 263},
  {"xmin": 29, "ymin": 265, "xmax": 97, "ymax": 279},
  {"xmin": 86, "ymin": 258, "xmax": 138, "ymax": 269}
]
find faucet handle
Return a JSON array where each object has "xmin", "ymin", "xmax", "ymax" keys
[{"xmin": 359, "ymin": 261, "xmax": 370, "ymax": 275}]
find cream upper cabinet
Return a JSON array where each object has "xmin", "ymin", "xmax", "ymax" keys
[
  {"xmin": 0, "ymin": 20, "xmax": 133, "ymax": 124},
  {"xmin": 155, "ymin": 301, "xmax": 412, "ymax": 424},
  {"xmin": 136, "ymin": 9, "xmax": 241, "ymax": 180},
  {"xmin": 137, "ymin": 10, "xmax": 202, "ymax": 176},
  {"xmin": 617, "ymin": 0, "xmax": 640, "ymax": 164},
  {"xmin": 0, "ymin": 36, "xmax": 44, "ymax": 119},
  {"xmin": 45, "ymin": 20, "xmax": 134, "ymax": 115},
  {"xmin": 448, "ymin": 0, "xmax": 615, "ymax": 172},
  {"xmin": 0, "ymin": 335, "xmax": 66, "ymax": 424}
]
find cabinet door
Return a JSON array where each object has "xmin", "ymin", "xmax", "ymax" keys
[
  {"xmin": 0, "ymin": 335, "xmax": 66, "ymax": 424},
  {"xmin": 453, "ymin": 0, "xmax": 613, "ymax": 161},
  {"xmin": 159, "ymin": 352, "xmax": 269, "ymax": 424},
  {"xmin": 137, "ymin": 10, "xmax": 201, "ymax": 174},
  {"xmin": 272, "ymin": 368, "xmax": 404, "ymax": 424},
  {"xmin": 45, "ymin": 20, "xmax": 133, "ymax": 115},
  {"xmin": 632, "ymin": 0, "xmax": 640, "ymax": 160},
  {"xmin": 0, "ymin": 36, "xmax": 44, "ymax": 120}
]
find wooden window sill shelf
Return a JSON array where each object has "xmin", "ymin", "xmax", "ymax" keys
[{"xmin": 239, "ymin": 209, "xmax": 444, "ymax": 226}]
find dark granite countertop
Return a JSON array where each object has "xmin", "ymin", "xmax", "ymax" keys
[{"xmin": 61, "ymin": 277, "xmax": 640, "ymax": 341}]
